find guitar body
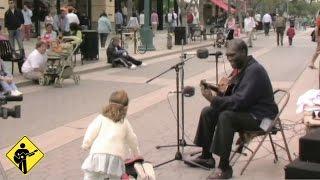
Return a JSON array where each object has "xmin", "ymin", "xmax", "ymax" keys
[
  {"xmin": 201, "ymin": 77, "xmax": 235, "ymax": 97},
  {"xmin": 14, "ymin": 155, "xmax": 21, "ymax": 164},
  {"xmin": 13, "ymin": 150, "xmax": 38, "ymax": 164}
]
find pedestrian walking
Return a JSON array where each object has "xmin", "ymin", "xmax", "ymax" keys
[
  {"xmin": 151, "ymin": 10, "xmax": 159, "ymax": 33},
  {"xmin": 122, "ymin": 5, "xmax": 128, "ymax": 25},
  {"xmin": 115, "ymin": 10, "xmax": 123, "ymax": 34},
  {"xmin": 44, "ymin": 11, "xmax": 54, "ymax": 27},
  {"xmin": 127, "ymin": 13, "xmax": 139, "ymax": 31},
  {"xmin": 81, "ymin": 90, "xmax": 141, "ymax": 180},
  {"xmin": 309, "ymin": 15, "xmax": 320, "ymax": 69},
  {"xmin": 97, "ymin": 12, "xmax": 112, "ymax": 48},
  {"xmin": 66, "ymin": 6, "xmax": 80, "ymax": 25},
  {"xmin": 139, "ymin": 11, "xmax": 145, "ymax": 27},
  {"xmin": 225, "ymin": 15, "xmax": 236, "ymax": 41},
  {"xmin": 21, "ymin": 3, "xmax": 32, "ymax": 41},
  {"xmin": 4, "ymin": 0, "xmax": 25, "ymax": 57},
  {"xmin": 275, "ymin": 13, "xmax": 286, "ymax": 46},
  {"xmin": 167, "ymin": 9, "xmax": 177, "ymax": 33},
  {"xmin": 262, "ymin": 13, "xmax": 272, "ymax": 36},
  {"xmin": 58, "ymin": 8, "xmax": 70, "ymax": 36},
  {"xmin": 286, "ymin": 25, "xmax": 295, "ymax": 46},
  {"xmin": 187, "ymin": 11, "xmax": 194, "ymax": 40},
  {"xmin": 244, "ymin": 12, "xmax": 255, "ymax": 47}
]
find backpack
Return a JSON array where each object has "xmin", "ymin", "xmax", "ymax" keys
[
  {"xmin": 275, "ymin": 17, "xmax": 285, "ymax": 28},
  {"xmin": 187, "ymin": 13, "xmax": 194, "ymax": 24}
]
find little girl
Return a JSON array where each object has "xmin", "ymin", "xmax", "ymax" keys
[
  {"xmin": 81, "ymin": 90, "xmax": 140, "ymax": 180},
  {"xmin": 287, "ymin": 25, "xmax": 295, "ymax": 46}
]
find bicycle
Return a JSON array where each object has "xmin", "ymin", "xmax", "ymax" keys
[{"xmin": 136, "ymin": 32, "xmax": 147, "ymax": 54}]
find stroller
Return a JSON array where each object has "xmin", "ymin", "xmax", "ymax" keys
[
  {"xmin": 213, "ymin": 27, "xmax": 227, "ymax": 48},
  {"xmin": 39, "ymin": 41, "xmax": 80, "ymax": 87}
]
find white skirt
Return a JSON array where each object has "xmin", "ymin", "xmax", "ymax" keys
[{"xmin": 81, "ymin": 153, "xmax": 125, "ymax": 178}]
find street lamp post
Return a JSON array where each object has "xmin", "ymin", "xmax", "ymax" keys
[{"xmin": 139, "ymin": 0, "xmax": 155, "ymax": 51}]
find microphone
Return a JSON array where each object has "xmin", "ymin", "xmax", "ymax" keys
[
  {"xmin": 197, "ymin": 48, "xmax": 223, "ymax": 59},
  {"xmin": 182, "ymin": 86, "xmax": 195, "ymax": 97},
  {"xmin": 170, "ymin": 86, "xmax": 195, "ymax": 97},
  {"xmin": 181, "ymin": 48, "xmax": 222, "ymax": 59}
]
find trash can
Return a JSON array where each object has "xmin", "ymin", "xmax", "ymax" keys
[
  {"xmin": 174, "ymin": 26, "xmax": 187, "ymax": 45},
  {"xmin": 81, "ymin": 30, "xmax": 99, "ymax": 60}
]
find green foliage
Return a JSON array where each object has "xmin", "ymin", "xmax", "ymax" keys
[
  {"xmin": 252, "ymin": 0, "xmax": 287, "ymax": 14},
  {"xmin": 288, "ymin": 1, "xmax": 320, "ymax": 16},
  {"xmin": 251, "ymin": 0, "xmax": 320, "ymax": 16}
]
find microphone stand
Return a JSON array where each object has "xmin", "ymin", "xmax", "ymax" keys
[
  {"xmin": 147, "ymin": 40, "xmax": 210, "ymax": 170},
  {"xmin": 146, "ymin": 56, "xmax": 194, "ymax": 168},
  {"xmin": 215, "ymin": 54, "xmax": 219, "ymax": 85}
]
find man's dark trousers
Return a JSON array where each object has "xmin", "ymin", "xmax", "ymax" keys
[
  {"xmin": 194, "ymin": 107, "xmax": 261, "ymax": 167},
  {"xmin": 264, "ymin": 23, "xmax": 270, "ymax": 35}
]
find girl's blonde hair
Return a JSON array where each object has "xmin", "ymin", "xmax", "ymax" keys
[{"xmin": 102, "ymin": 90, "xmax": 129, "ymax": 122}]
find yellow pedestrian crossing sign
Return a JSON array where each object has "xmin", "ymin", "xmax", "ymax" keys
[{"xmin": 6, "ymin": 136, "xmax": 44, "ymax": 174}]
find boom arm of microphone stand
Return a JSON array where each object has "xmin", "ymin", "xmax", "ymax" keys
[{"xmin": 145, "ymin": 57, "xmax": 194, "ymax": 84}]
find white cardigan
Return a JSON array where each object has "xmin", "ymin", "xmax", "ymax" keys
[{"xmin": 82, "ymin": 114, "xmax": 140, "ymax": 159}]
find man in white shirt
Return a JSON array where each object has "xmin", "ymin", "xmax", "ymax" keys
[
  {"xmin": 139, "ymin": 11, "xmax": 145, "ymax": 27},
  {"xmin": 22, "ymin": 4, "xmax": 32, "ymax": 41},
  {"xmin": 244, "ymin": 12, "xmax": 256, "ymax": 47},
  {"xmin": 262, "ymin": 13, "xmax": 272, "ymax": 36},
  {"xmin": 22, "ymin": 41, "xmax": 47, "ymax": 81},
  {"xmin": 122, "ymin": 6, "xmax": 128, "ymax": 25},
  {"xmin": 66, "ymin": 7, "xmax": 80, "ymax": 25}
]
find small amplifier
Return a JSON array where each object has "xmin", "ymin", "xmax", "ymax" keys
[
  {"xmin": 285, "ymin": 159, "xmax": 320, "ymax": 179},
  {"xmin": 299, "ymin": 128, "xmax": 320, "ymax": 163}
]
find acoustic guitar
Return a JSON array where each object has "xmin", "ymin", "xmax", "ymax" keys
[
  {"xmin": 200, "ymin": 69, "xmax": 240, "ymax": 96},
  {"xmin": 14, "ymin": 150, "xmax": 38, "ymax": 164},
  {"xmin": 200, "ymin": 77, "xmax": 234, "ymax": 96}
]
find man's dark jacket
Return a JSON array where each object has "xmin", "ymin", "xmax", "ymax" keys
[
  {"xmin": 4, "ymin": 9, "xmax": 24, "ymax": 30},
  {"xmin": 211, "ymin": 56, "xmax": 278, "ymax": 120},
  {"xmin": 106, "ymin": 43, "xmax": 125, "ymax": 63}
]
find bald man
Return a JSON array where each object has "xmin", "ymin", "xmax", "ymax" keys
[{"xmin": 186, "ymin": 39, "xmax": 278, "ymax": 179}]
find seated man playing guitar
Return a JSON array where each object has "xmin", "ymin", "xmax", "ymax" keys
[{"xmin": 186, "ymin": 39, "xmax": 278, "ymax": 179}]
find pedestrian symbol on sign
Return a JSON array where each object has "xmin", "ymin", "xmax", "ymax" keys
[{"xmin": 6, "ymin": 136, "xmax": 44, "ymax": 175}]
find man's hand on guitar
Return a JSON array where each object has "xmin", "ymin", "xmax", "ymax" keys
[{"xmin": 201, "ymin": 85, "xmax": 214, "ymax": 102}]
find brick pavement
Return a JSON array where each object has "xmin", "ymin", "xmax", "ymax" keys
[{"xmin": 4, "ymin": 29, "xmax": 311, "ymax": 180}]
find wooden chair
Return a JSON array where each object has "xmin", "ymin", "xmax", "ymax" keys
[
  {"xmin": 230, "ymin": 89, "xmax": 293, "ymax": 175},
  {"xmin": 0, "ymin": 40, "xmax": 24, "ymax": 74}
]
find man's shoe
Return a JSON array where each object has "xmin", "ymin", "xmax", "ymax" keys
[
  {"xmin": 184, "ymin": 155, "xmax": 215, "ymax": 169},
  {"xmin": 207, "ymin": 168, "xmax": 233, "ymax": 179}
]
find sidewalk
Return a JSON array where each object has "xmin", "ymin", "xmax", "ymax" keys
[
  {"xmin": 11, "ymin": 30, "xmax": 248, "ymax": 88},
  {"xmin": 2, "ymin": 29, "xmax": 316, "ymax": 179}
]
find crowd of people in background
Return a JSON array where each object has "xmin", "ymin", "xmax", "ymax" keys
[{"xmin": 0, "ymin": 0, "xmax": 319, "ymax": 92}]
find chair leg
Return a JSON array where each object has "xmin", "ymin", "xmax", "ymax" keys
[
  {"xmin": 230, "ymin": 143, "xmax": 244, "ymax": 161},
  {"xmin": 268, "ymin": 134, "xmax": 278, "ymax": 162},
  {"xmin": 278, "ymin": 121, "xmax": 293, "ymax": 162},
  {"xmin": 240, "ymin": 134, "xmax": 268, "ymax": 175}
]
